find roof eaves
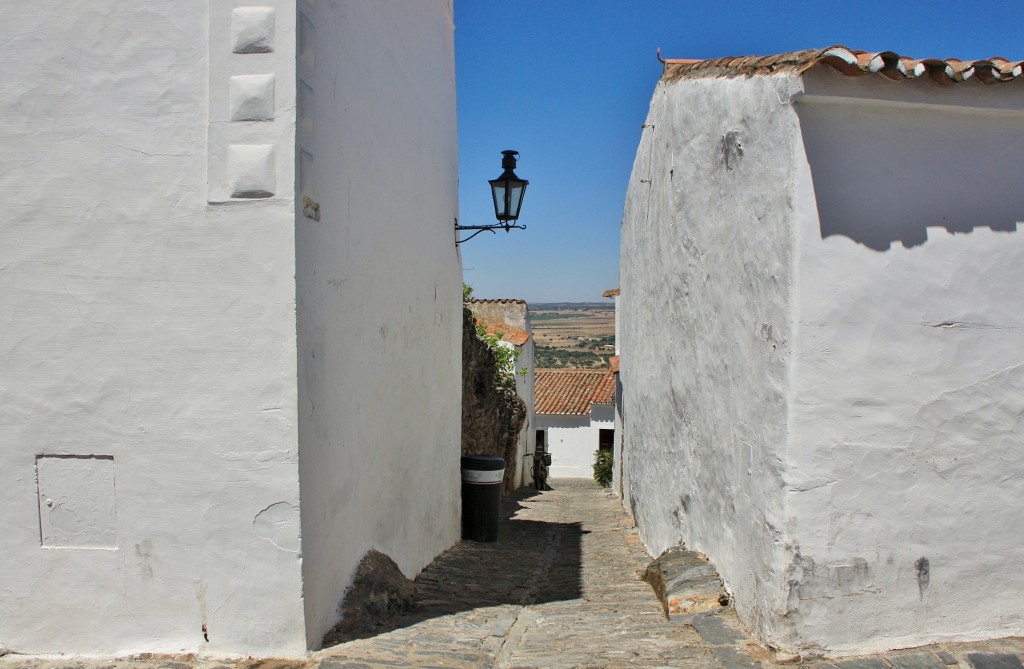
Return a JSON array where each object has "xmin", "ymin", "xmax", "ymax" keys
[{"xmin": 662, "ymin": 45, "xmax": 1024, "ymax": 86}]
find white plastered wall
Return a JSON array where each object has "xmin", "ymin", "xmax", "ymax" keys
[
  {"xmin": 608, "ymin": 293, "xmax": 625, "ymax": 499},
  {"xmin": 0, "ymin": 0, "xmax": 305, "ymax": 656},
  {"xmin": 784, "ymin": 70, "xmax": 1024, "ymax": 654},
  {"xmin": 294, "ymin": 0, "xmax": 462, "ymax": 649},
  {"xmin": 618, "ymin": 72, "xmax": 802, "ymax": 646},
  {"xmin": 539, "ymin": 405, "xmax": 613, "ymax": 478},
  {"xmin": 621, "ymin": 65, "xmax": 1024, "ymax": 655},
  {"xmin": 612, "ymin": 372, "xmax": 626, "ymax": 502},
  {"xmin": 512, "ymin": 335, "xmax": 537, "ymax": 489}
]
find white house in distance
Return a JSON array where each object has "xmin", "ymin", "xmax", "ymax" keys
[
  {"xmin": 0, "ymin": 1, "xmax": 462, "ymax": 658},
  {"xmin": 619, "ymin": 46, "xmax": 1024, "ymax": 656},
  {"xmin": 469, "ymin": 299, "xmax": 537, "ymax": 489},
  {"xmin": 535, "ymin": 369, "xmax": 615, "ymax": 478}
]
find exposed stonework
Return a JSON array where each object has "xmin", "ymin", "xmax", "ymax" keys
[
  {"xmin": 461, "ymin": 307, "xmax": 527, "ymax": 494},
  {"xmin": 642, "ymin": 546, "xmax": 728, "ymax": 620},
  {"xmin": 467, "ymin": 299, "xmax": 528, "ymax": 331},
  {"xmin": 321, "ymin": 550, "xmax": 417, "ymax": 646}
]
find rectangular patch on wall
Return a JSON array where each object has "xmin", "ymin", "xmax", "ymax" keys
[{"xmin": 36, "ymin": 455, "xmax": 117, "ymax": 549}]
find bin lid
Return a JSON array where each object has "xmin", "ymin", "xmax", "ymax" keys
[{"xmin": 461, "ymin": 455, "xmax": 505, "ymax": 471}]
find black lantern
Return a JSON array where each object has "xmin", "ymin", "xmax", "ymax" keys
[
  {"xmin": 489, "ymin": 150, "xmax": 528, "ymax": 226},
  {"xmin": 455, "ymin": 150, "xmax": 529, "ymax": 244}
]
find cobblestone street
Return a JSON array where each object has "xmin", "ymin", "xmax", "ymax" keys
[
  {"xmin": 319, "ymin": 478, "xmax": 722, "ymax": 668},
  {"xmin": 316, "ymin": 480, "xmax": 1024, "ymax": 669},
  {"xmin": 3, "ymin": 479, "xmax": 1023, "ymax": 669}
]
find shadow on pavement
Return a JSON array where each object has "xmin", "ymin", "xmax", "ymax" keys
[{"xmin": 329, "ymin": 486, "xmax": 584, "ymax": 644}]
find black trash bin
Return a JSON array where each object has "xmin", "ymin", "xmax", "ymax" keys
[{"xmin": 461, "ymin": 455, "xmax": 505, "ymax": 542}]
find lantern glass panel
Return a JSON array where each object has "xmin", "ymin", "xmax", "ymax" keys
[
  {"xmin": 507, "ymin": 182, "xmax": 525, "ymax": 219},
  {"xmin": 490, "ymin": 180, "xmax": 507, "ymax": 220}
]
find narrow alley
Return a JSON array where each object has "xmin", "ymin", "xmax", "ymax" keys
[
  {"xmin": 319, "ymin": 478, "xmax": 732, "ymax": 668},
  {"xmin": 315, "ymin": 481, "xmax": 1024, "ymax": 669}
]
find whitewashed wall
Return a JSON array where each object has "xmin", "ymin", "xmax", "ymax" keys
[
  {"xmin": 620, "ymin": 66, "xmax": 1024, "ymax": 655},
  {"xmin": 784, "ymin": 71, "xmax": 1024, "ymax": 654},
  {"xmin": 539, "ymin": 405, "xmax": 613, "ymax": 479},
  {"xmin": 511, "ymin": 336, "xmax": 537, "ymax": 488},
  {"xmin": 0, "ymin": 0, "xmax": 304, "ymax": 656},
  {"xmin": 619, "ymin": 72, "xmax": 800, "ymax": 647},
  {"xmin": 0, "ymin": 0, "xmax": 461, "ymax": 657},
  {"xmin": 608, "ymin": 294, "xmax": 625, "ymax": 499},
  {"xmin": 294, "ymin": 0, "xmax": 462, "ymax": 650},
  {"xmin": 612, "ymin": 372, "xmax": 626, "ymax": 503}
]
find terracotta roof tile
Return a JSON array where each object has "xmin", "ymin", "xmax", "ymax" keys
[
  {"xmin": 609, "ymin": 356, "xmax": 620, "ymax": 374},
  {"xmin": 469, "ymin": 298, "xmax": 526, "ymax": 305},
  {"xmin": 602, "ymin": 288, "xmax": 620, "ymax": 298},
  {"xmin": 476, "ymin": 317, "xmax": 530, "ymax": 347},
  {"xmin": 662, "ymin": 45, "xmax": 1024, "ymax": 86},
  {"xmin": 535, "ymin": 368, "xmax": 615, "ymax": 415}
]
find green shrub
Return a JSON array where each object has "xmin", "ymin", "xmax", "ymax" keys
[{"xmin": 593, "ymin": 450, "xmax": 613, "ymax": 488}]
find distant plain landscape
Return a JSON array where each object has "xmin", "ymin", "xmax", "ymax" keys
[{"xmin": 529, "ymin": 302, "xmax": 615, "ymax": 368}]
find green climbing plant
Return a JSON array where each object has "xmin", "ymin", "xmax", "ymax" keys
[
  {"xmin": 466, "ymin": 282, "xmax": 526, "ymax": 387},
  {"xmin": 476, "ymin": 322, "xmax": 523, "ymax": 388}
]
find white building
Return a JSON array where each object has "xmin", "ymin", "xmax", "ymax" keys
[
  {"xmin": 535, "ymin": 369, "xmax": 615, "ymax": 479},
  {"xmin": 619, "ymin": 46, "xmax": 1024, "ymax": 656},
  {"xmin": 0, "ymin": 1, "xmax": 462, "ymax": 657},
  {"xmin": 469, "ymin": 299, "xmax": 537, "ymax": 488}
]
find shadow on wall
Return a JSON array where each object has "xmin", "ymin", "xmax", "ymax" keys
[{"xmin": 797, "ymin": 101, "xmax": 1024, "ymax": 251}]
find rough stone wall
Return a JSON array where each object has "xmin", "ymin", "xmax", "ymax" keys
[
  {"xmin": 462, "ymin": 307, "xmax": 526, "ymax": 494},
  {"xmin": 467, "ymin": 299, "xmax": 528, "ymax": 331}
]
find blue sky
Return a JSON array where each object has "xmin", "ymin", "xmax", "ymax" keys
[{"xmin": 454, "ymin": 1, "xmax": 1023, "ymax": 303}]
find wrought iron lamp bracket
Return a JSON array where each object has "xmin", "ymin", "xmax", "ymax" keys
[{"xmin": 454, "ymin": 220, "xmax": 527, "ymax": 245}]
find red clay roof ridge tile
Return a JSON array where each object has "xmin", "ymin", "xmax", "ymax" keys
[
  {"xmin": 662, "ymin": 45, "xmax": 1024, "ymax": 86},
  {"xmin": 475, "ymin": 317, "xmax": 530, "ymax": 347}
]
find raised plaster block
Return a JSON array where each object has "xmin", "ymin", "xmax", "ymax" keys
[
  {"xmin": 37, "ymin": 455, "xmax": 116, "ymax": 549},
  {"xmin": 231, "ymin": 7, "xmax": 275, "ymax": 54},
  {"xmin": 228, "ymin": 144, "xmax": 275, "ymax": 198},
  {"xmin": 230, "ymin": 74, "xmax": 275, "ymax": 121}
]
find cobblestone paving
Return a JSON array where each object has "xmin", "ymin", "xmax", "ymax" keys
[
  {"xmin": 315, "ymin": 480, "xmax": 1024, "ymax": 669},
  {"xmin": 318, "ymin": 479, "xmax": 728, "ymax": 669},
  {"xmin": 3, "ymin": 480, "xmax": 1023, "ymax": 669}
]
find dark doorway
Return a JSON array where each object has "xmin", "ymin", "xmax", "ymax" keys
[
  {"xmin": 536, "ymin": 429, "xmax": 546, "ymax": 451},
  {"xmin": 599, "ymin": 429, "xmax": 613, "ymax": 452}
]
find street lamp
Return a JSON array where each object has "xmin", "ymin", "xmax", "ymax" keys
[
  {"xmin": 456, "ymin": 150, "xmax": 529, "ymax": 244},
  {"xmin": 490, "ymin": 150, "xmax": 528, "ymax": 226}
]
